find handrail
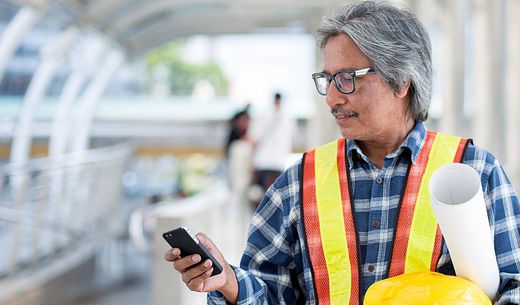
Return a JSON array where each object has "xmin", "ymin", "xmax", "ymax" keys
[
  {"xmin": 0, "ymin": 142, "xmax": 134, "ymax": 172},
  {"xmin": 0, "ymin": 142, "xmax": 133, "ymax": 304}
]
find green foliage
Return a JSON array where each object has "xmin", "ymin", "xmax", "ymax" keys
[{"xmin": 146, "ymin": 39, "xmax": 229, "ymax": 95}]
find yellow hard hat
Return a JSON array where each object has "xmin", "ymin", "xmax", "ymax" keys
[{"xmin": 364, "ymin": 271, "xmax": 491, "ymax": 305}]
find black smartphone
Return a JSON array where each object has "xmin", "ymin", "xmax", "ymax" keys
[{"xmin": 162, "ymin": 227, "xmax": 223, "ymax": 276}]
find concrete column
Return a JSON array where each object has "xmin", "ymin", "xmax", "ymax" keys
[
  {"xmin": 471, "ymin": 0, "xmax": 495, "ymax": 151},
  {"xmin": 390, "ymin": 0, "xmax": 412, "ymax": 7},
  {"xmin": 505, "ymin": 0, "xmax": 520, "ymax": 189},
  {"xmin": 439, "ymin": 0, "xmax": 467, "ymax": 134},
  {"xmin": 412, "ymin": 0, "xmax": 436, "ymax": 25}
]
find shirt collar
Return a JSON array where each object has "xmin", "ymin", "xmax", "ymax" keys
[{"xmin": 346, "ymin": 121, "xmax": 427, "ymax": 169}]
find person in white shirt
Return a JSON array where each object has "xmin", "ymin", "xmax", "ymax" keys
[{"xmin": 249, "ymin": 93, "xmax": 296, "ymax": 202}]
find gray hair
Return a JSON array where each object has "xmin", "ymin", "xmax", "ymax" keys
[{"xmin": 317, "ymin": 0, "xmax": 432, "ymax": 121}]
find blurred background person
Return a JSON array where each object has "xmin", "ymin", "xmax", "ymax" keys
[
  {"xmin": 224, "ymin": 104, "xmax": 251, "ymax": 159},
  {"xmin": 248, "ymin": 92, "xmax": 296, "ymax": 207},
  {"xmin": 225, "ymin": 104, "xmax": 254, "ymax": 208}
]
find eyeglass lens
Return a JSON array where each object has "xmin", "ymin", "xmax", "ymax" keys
[
  {"xmin": 314, "ymin": 72, "xmax": 354, "ymax": 95},
  {"xmin": 335, "ymin": 73, "xmax": 354, "ymax": 93}
]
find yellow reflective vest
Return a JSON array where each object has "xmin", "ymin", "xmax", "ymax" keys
[{"xmin": 301, "ymin": 131, "xmax": 470, "ymax": 305}]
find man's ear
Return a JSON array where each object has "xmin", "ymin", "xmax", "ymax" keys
[{"xmin": 395, "ymin": 81, "xmax": 411, "ymax": 98}]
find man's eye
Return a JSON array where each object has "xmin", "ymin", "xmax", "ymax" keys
[{"xmin": 338, "ymin": 74, "xmax": 353, "ymax": 83}]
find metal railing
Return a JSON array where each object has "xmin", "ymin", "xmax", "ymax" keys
[{"xmin": 0, "ymin": 143, "xmax": 133, "ymax": 304}]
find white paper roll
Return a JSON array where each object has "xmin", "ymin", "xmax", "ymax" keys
[{"xmin": 429, "ymin": 163, "xmax": 499, "ymax": 299}]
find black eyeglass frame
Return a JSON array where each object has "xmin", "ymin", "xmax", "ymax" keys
[{"xmin": 312, "ymin": 67, "xmax": 376, "ymax": 95}]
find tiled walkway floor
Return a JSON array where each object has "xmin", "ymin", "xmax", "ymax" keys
[{"xmin": 69, "ymin": 275, "xmax": 151, "ymax": 305}]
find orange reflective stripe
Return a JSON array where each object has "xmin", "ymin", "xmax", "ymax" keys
[
  {"xmin": 389, "ymin": 132, "xmax": 467, "ymax": 276},
  {"xmin": 454, "ymin": 137, "xmax": 470, "ymax": 163},
  {"xmin": 388, "ymin": 132, "xmax": 435, "ymax": 277},
  {"xmin": 337, "ymin": 139, "xmax": 360, "ymax": 305},
  {"xmin": 314, "ymin": 140, "xmax": 350, "ymax": 305},
  {"xmin": 302, "ymin": 139, "xmax": 359, "ymax": 305},
  {"xmin": 302, "ymin": 149, "xmax": 330, "ymax": 304},
  {"xmin": 405, "ymin": 133, "xmax": 461, "ymax": 272}
]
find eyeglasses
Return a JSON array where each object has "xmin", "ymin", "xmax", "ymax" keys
[{"xmin": 312, "ymin": 67, "xmax": 376, "ymax": 95}]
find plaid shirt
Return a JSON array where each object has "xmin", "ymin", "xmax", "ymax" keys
[{"xmin": 209, "ymin": 121, "xmax": 520, "ymax": 305}]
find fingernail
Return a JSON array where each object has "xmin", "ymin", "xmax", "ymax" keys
[
  {"xmin": 203, "ymin": 260, "xmax": 211, "ymax": 267},
  {"xmin": 205, "ymin": 269, "xmax": 213, "ymax": 276},
  {"xmin": 192, "ymin": 255, "xmax": 201, "ymax": 262},
  {"xmin": 171, "ymin": 249, "xmax": 180, "ymax": 256}
]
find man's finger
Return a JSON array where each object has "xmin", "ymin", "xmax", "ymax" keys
[
  {"xmin": 186, "ymin": 268, "xmax": 214, "ymax": 292},
  {"xmin": 182, "ymin": 260, "xmax": 213, "ymax": 284},
  {"xmin": 183, "ymin": 259, "xmax": 213, "ymax": 281},
  {"xmin": 173, "ymin": 254, "xmax": 201, "ymax": 272},
  {"xmin": 164, "ymin": 248, "xmax": 181, "ymax": 261}
]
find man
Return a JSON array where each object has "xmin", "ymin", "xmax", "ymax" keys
[
  {"xmin": 165, "ymin": 1, "xmax": 520, "ymax": 304},
  {"xmin": 248, "ymin": 92, "xmax": 296, "ymax": 206}
]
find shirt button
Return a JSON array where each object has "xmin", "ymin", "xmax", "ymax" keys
[
  {"xmin": 372, "ymin": 220, "xmax": 381, "ymax": 228},
  {"xmin": 376, "ymin": 177, "xmax": 383, "ymax": 184},
  {"xmin": 367, "ymin": 265, "xmax": 375, "ymax": 272}
]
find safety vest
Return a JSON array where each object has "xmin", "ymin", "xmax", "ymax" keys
[{"xmin": 301, "ymin": 131, "xmax": 470, "ymax": 305}]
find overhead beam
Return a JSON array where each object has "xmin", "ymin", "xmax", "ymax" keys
[{"xmin": 125, "ymin": 12, "xmax": 311, "ymax": 57}]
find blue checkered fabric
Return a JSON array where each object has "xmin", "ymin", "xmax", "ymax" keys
[{"xmin": 209, "ymin": 121, "xmax": 520, "ymax": 305}]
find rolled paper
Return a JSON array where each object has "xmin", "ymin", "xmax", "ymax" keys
[{"xmin": 429, "ymin": 163, "xmax": 500, "ymax": 299}]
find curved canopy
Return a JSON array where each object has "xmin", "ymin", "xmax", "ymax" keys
[{"xmin": 52, "ymin": 0, "xmax": 346, "ymax": 57}]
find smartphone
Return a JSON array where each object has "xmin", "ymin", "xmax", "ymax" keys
[{"xmin": 162, "ymin": 227, "xmax": 223, "ymax": 276}]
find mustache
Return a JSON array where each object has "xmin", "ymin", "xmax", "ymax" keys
[
  {"xmin": 331, "ymin": 106, "xmax": 358, "ymax": 118},
  {"xmin": 330, "ymin": 106, "xmax": 342, "ymax": 115}
]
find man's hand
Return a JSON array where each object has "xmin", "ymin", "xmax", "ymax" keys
[{"xmin": 164, "ymin": 232, "xmax": 238, "ymax": 304}]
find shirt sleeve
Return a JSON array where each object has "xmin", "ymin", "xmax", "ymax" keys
[
  {"xmin": 248, "ymin": 114, "xmax": 269, "ymax": 143},
  {"xmin": 208, "ymin": 163, "xmax": 307, "ymax": 305},
  {"xmin": 487, "ymin": 161, "xmax": 520, "ymax": 305},
  {"xmin": 464, "ymin": 145, "xmax": 520, "ymax": 305}
]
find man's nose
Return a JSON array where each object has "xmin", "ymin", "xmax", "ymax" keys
[{"xmin": 325, "ymin": 82, "xmax": 347, "ymax": 108}]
